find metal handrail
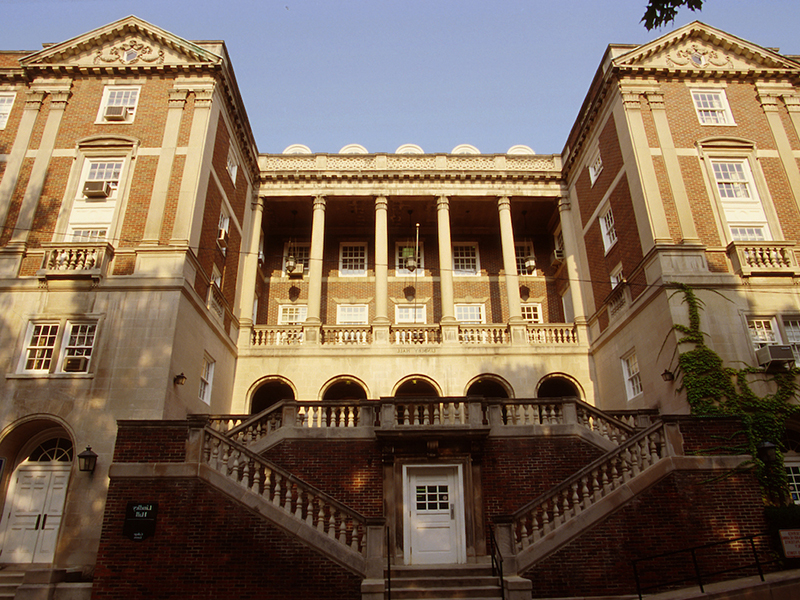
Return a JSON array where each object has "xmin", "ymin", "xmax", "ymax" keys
[
  {"xmin": 488, "ymin": 525, "xmax": 505, "ymax": 600},
  {"xmin": 631, "ymin": 533, "xmax": 776, "ymax": 599},
  {"xmin": 386, "ymin": 525, "xmax": 392, "ymax": 600}
]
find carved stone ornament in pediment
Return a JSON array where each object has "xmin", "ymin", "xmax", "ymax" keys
[
  {"xmin": 666, "ymin": 44, "xmax": 733, "ymax": 69},
  {"xmin": 93, "ymin": 39, "xmax": 165, "ymax": 65}
]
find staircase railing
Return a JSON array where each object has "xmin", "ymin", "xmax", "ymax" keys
[
  {"xmin": 488, "ymin": 524, "xmax": 505, "ymax": 600},
  {"xmin": 201, "ymin": 427, "xmax": 368, "ymax": 555},
  {"xmin": 510, "ymin": 421, "xmax": 666, "ymax": 551}
]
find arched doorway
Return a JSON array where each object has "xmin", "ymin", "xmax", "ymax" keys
[
  {"xmin": 1, "ymin": 436, "xmax": 73, "ymax": 564},
  {"xmin": 394, "ymin": 377, "xmax": 440, "ymax": 397},
  {"xmin": 537, "ymin": 374, "xmax": 582, "ymax": 399},
  {"xmin": 321, "ymin": 378, "xmax": 368, "ymax": 401},
  {"xmin": 251, "ymin": 379, "xmax": 295, "ymax": 414},
  {"xmin": 465, "ymin": 376, "xmax": 511, "ymax": 398}
]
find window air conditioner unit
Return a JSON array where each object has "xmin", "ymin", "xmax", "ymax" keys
[
  {"xmin": 287, "ymin": 263, "xmax": 304, "ymax": 279},
  {"xmin": 63, "ymin": 356, "xmax": 89, "ymax": 373},
  {"xmin": 104, "ymin": 105, "xmax": 128, "ymax": 121},
  {"xmin": 756, "ymin": 345, "xmax": 795, "ymax": 370},
  {"xmin": 83, "ymin": 180, "xmax": 112, "ymax": 198},
  {"xmin": 550, "ymin": 249, "xmax": 564, "ymax": 267},
  {"xmin": 217, "ymin": 228, "xmax": 229, "ymax": 249}
]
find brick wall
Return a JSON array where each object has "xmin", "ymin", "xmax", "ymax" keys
[
  {"xmin": 113, "ymin": 422, "xmax": 189, "ymax": 463},
  {"xmin": 93, "ymin": 477, "xmax": 361, "ymax": 600}
]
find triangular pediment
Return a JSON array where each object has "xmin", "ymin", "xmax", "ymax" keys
[
  {"xmin": 20, "ymin": 15, "xmax": 222, "ymax": 70},
  {"xmin": 613, "ymin": 21, "xmax": 799, "ymax": 73}
]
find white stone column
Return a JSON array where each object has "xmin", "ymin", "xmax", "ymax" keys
[
  {"xmin": 304, "ymin": 195, "xmax": 326, "ymax": 344},
  {"xmin": 11, "ymin": 84, "xmax": 72, "ymax": 246},
  {"xmin": 142, "ymin": 88, "xmax": 188, "ymax": 244},
  {"xmin": 236, "ymin": 195, "xmax": 264, "ymax": 343},
  {"xmin": 497, "ymin": 196, "xmax": 526, "ymax": 345},
  {"xmin": 757, "ymin": 89, "xmax": 800, "ymax": 219},
  {"xmin": 558, "ymin": 197, "xmax": 588, "ymax": 334},
  {"xmin": 436, "ymin": 195, "xmax": 458, "ymax": 344},
  {"xmin": 373, "ymin": 196, "xmax": 390, "ymax": 345}
]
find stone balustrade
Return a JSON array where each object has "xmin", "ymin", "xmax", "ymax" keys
[
  {"xmin": 509, "ymin": 422, "xmax": 666, "ymax": 551},
  {"xmin": 459, "ymin": 325, "xmax": 509, "ymax": 344},
  {"xmin": 321, "ymin": 326, "xmax": 372, "ymax": 345},
  {"xmin": 252, "ymin": 326, "xmax": 304, "ymax": 346},
  {"xmin": 726, "ymin": 241, "xmax": 800, "ymax": 277},
  {"xmin": 37, "ymin": 242, "xmax": 114, "ymax": 279},
  {"xmin": 201, "ymin": 427, "xmax": 368, "ymax": 554},
  {"xmin": 525, "ymin": 324, "xmax": 578, "ymax": 345},
  {"xmin": 390, "ymin": 325, "xmax": 441, "ymax": 345}
]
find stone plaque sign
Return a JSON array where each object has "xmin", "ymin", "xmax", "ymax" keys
[
  {"xmin": 780, "ymin": 529, "xmax": 800, "ymax": 558},
  {"xmin": 123, "ymin": 502, "xmax": 158, "ymax": 541}
]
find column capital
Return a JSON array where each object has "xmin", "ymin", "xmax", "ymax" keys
[
  {"xmin": 497, "ymin": 196, "xmax": 511, "ymax": 211},
  {"xmin": 621, "ymin": 92, "xmax": 642, "ymax": 110},
  {"xmin": 24, "ymin": 90, "xmax": 46, "ymax": 111},
  {"xmin": 783, "ymin": 95, "xmax": 800, "ymax": 113},
  {"xmin": 168, "ymin": 88, "xmax": 189, "ymax": 108},
  {"xmin": 646, "ymin": 92, "xmax": 666, "ymax": 111},
  {"xmin": 436, "ymin": 195, "xmax": 449, "ymax": 210},
  {"xmin": 757, "ymin": 92, "xmax": 780, "ymax": 113},
  {"xmin": 48, "ymin": 91, "xmax": 71, "ymax": 111},
  {"xmin": 558, "ymin": 196, "xmax": 572, "ymax": 212},
  {"xmin": 313, "ymin": 195, "xmax": 327, "ymax": 211},
  {"xmin": 374, "ymin": 196, "xmax": 388, "ymax": 211},
  {"xmin": 194, "ymin": 89, "xmax": 214, "ymax": 108}
]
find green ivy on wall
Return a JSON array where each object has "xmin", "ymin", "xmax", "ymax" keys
[{"xmin": 671, "ymin": 283, "xmax": 799, "ymax": 504}]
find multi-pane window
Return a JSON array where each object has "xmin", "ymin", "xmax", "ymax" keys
[
  {"xmin": 83, "ymin": 161, "xmax": 123, "ymax": 199},
  {"xmin": 71, "ymin": 229, "xmax": 107, "ymax": 243},
  {"xmin": 339, "ymin": 243, "xmax": 367, "ymax": 276},
  {"xmin": 284, "ymin": 243, "xmax": 310, "ymax": 273},
  {"xmin": 783, "ymin": 318, "xmax": 800, "ymax": 366},
  {"xmin": 0, "ymin": 93, "xmax": 15, "ymax": 129},
  {"xmin": 395, "ymin": 305, "xmax": 426, "ymax": 324},
  {"xmin": 337, "ymin": 304, "xmax": 368, "ymax": 325},
  {"xmin": 600, "ymin": 207, "xmax": 617, "ymax": 252},
  {"xmin": 99, "ymin": 86, "xmax": 140, "ymax": 122},
  {"xmin": 521, "ymin": 303, "xmax": 543, "ymax": 324},
  {"xmin": 452, "ymin": 243, "xmax": 479, "ymax": 276},
  {"xmin": 787, "ymin": 462, "xmax": 800, "ymax": 505},
  {"xmin": 23, "ymin": 324, "xmax": 59, "ymax": 372},
  {"xmin": 622, "ymin": 352, "xmax": 643, "ymax": 399},
  {"xmin": 515, "ymin": 242, "xmax": 534, "ymax": 274},
  {"xmin": 588, "ymin": 150, "xmax": 603, "ymax": 185},
  {"xmin": 395, "ymin": 243, "xmax": 424, "ymax": 274},
  {"xmin": 747, "ymin": 318, "xmax": 778, "ymax": 350},
  {"xmin": 712, "ymin": 160, "xmax": 770, "ymax": 241},
  {"xmin": 20, "ymin": 321, "xmax": 98, "ymax": 374},
  {"xmin": 226, "ymin": 147, "xmax": 238, "ymax": 183},
  {"xmin": 278, "ymin": 304, "xmax": 308, "ymax": 325},
  {"xmin": 416, "ymin": 484, "xmax": 450, "ymax": 511},
  {"xmin": 455, "ymin": 304, "xmax": 485, "ymax": 324},
  {"xmin": 610, "ymin": 264, "xmax": 624, "ymax": 288},
  {"xmin": 691, "ymin": 90, "xmax": 734, "ymax": 125},
  {"xmin": 199, "ymin": 356, "xmax": 215, "ymax": 404}
]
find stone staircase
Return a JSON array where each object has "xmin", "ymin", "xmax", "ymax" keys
[
  {"xmin": 0, "ymin": 570, "xmax": 24, "ymax": 599},
  {"xmin": 386, "ymin": 565, "xmax": 502, "ymax": 600}
]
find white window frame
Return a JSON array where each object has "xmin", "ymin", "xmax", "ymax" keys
[
  {"xmin": 199, "ymin": 355, "xmax": 215, "ymax": 404},
  {"xmin": 610, "ymin": 263, "xmax": 625, "ymax": 288},
  {"xmin": 0, "ymin": 92, "xmax": 16, "ymax": 130},
  {"xmin": 226, "ymin": 147, "xmax": 238, "ymax": 184},
  {"xmin": 515, "ymin": 242, "xmax": 534, "ymax": 275},
  {"xmin": 278, "ymin": 304, "xmax": 308, "ymax": 325},
  {"xmin": 284, "ymin": 242, "xmax": 310, "ymax": 275},
  {"xmin": 747, "ymin": 317, "xmax": 779, "ymax": 351},
  {"xmin": 622, "ymin": 351, "xmax": 643, "ymax": 400},
  {"xmin": 336, "ymin": 304, "xmax": 369, "ymax": 325},
  {"xmin": 395, "ymin": 242, "xmax": 424, "ymax": 275},
  {"xmin": 18, "ymin": 320, "xmax": 98, "ymax": 375},
  {"xmin": 588, "ymin": 147, "xmax": 603, "ymax": 186},
  {"xmin": 521, "ymin": 303, "xmax": 543, "ymax": 324},
  {"xmin": 786, "ymin": 458, "xmax": 800, "ymax": 505},
  {"xmin": 452, "ymin": 243, "xmax": 480, "ymax": 276},
  {"xmin": 96, "ymin": 86, "xmax": 141, "ymax": 124},
  {"xmin": 783, "ymin": 317, "xmax": 800, "ymax": 367},
  {"xmin": 339, "ymin": 243, "xmax": 368, "ymax": 276},
  {"xmin": 455, "ymin": 303, "xmax": 485, "ymax": 324},
  {"xmin": 599, "ymin": 206, "xmax": 617, "ymax": 252},
  {"xmin": 711, "ymin": 159, "xmax": 772, "ymax": 242},
  {"xmin": 395, "ymin": 304, "xmax": 426, "ymax": 324},
  {"xmin": 211, "ymin": 265, "xmax": 223, "ymax": 289},
  {"xmin": 691, "ymin": 89, "xmax": 735, "ymax": 126}
]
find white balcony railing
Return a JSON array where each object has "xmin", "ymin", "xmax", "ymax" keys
[
  {"xmin": 38, "ymin": 243, "xmax": 114, "ymax": 279},
  {"xmin": 391, "ymin": 325, "xmax": 441, "ymax": 345},
  {"xmin": 727, "ymin": 241, "xmax": 800, "ymax": 277},
  {"xmin": 252, "ymin": 326, "xmax": 304, "ymax": 346}
]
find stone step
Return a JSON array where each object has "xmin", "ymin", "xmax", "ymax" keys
[
  {"xmin": 385, "ymin": 565, "xmax": 502, "ymax": 600},
  {"xmin": 0, "ymin": 571, "xmax": 25, "ymax": 599}
]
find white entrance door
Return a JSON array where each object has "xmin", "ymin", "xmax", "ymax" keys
[
  {"xmin": 404, "ymin": 465, "xmax": 466, "ymax": 565},
  {"xmin": 2, "ymin": 464, "xmax": 70, "ymax": 563}
]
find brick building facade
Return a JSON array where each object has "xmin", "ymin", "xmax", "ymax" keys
[{"xmin": 0, "ymin": 16, "xmax": 798, "ymax": 599}]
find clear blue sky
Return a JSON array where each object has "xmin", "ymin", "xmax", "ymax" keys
[{"xmin": 2, "ymin": 0, "xmax": 798, "ymax": 154}]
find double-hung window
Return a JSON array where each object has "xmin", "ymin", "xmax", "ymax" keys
[
  {"xmin": 226, "ymin": 147, "xmax": 238, "ymax": 184},
  {"xmin": 691, "ymin": 89, "xmax": 734, "ymax": 125},
  {"xmin": 711, "ymin": 159, "xmax": 771, "ymax": 242},
  {"xmin": 0, "ymin": 93, "xmax": 15, "ymax": 129},
  {"xmin": 515, "ymin": 242, "xmax": 534, "ymax": 274},
  {"xmin": 278, "ymin": 304, "xmax": 308, "ymax": 325},
  {"xmin": 783, "ymin": 318, "xmax": 800, "ymax": 366},
  {"xmin": 68, "ymin": 159, "xmax": 123, "ymax": 243},
  {"xmin": 610, "ymin": 264, "xmax": 625, "ymax": 288},
  {"xmin": 452, "ymin": 243, "xmax": 479, "ymax": 276},
  {"xmin": 747, "ymin": 316, "xmax": 800, "ymax": 367},
  {"xmin": 588, "ymin": 149, "xmax": 603, "ymax": 185},
  {"xmin": 395, "ymin": 304, "xmax": 426, "ymax": 324},
  {"xmin": 337, "ymin": 304, "xmax": 368, "ymax": 325},
  {"xmin": 521, "ymin": 303, "xmax": 543, "ymax": 324},
  {"xmin": 395, "ymin": 243, "xmax": 424, "ymax": 274},
  {"xmin": 199, "ymin": 355, "xmax": 215, "ymax": 404},
  {"xmin": 599, "ymin": 207, "xmax": 617, "ymax": 252},
  {"xmin": 339, "ymin": 243, "xmax": 367, "ymax": 276},
  {"xmin": 622, "ymin": 351, "xmax": 643, "ymax": 400},
  {"xmin": 747, "ymin": 317, "xmax": 778, "ymax": 350},
  {"xmin": 218, "ymin": 207, "xmax": 231, "ymax": 252},
  {"xmin": 98, "ymin": 86, "xmax": 140, "ymax": 123},
  {"xmin": 455, "ymin": 304, "xmax": 485, "ymax": 324},
  {"xmin": 20, "ymin": 321, "xmax": 98, "ymax": 374},
  {"xmin": 284, "ymin": 242, "xmax": 310, "ymax": 275}
]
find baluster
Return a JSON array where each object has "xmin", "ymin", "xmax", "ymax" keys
[
  {"xmin": 571, "ymin": 482, "xmax": 580, "ymax": 517},
  {"xmin": 348, "ymin": 407, "xmax": 356, "ymax": 427},
  {"xmin": 242, "ymin": 458, "xmax": 251, "ymax": 488},
  {"xmin": 253, "ymin": 463, "xmax": 263, "ymax": 495},
  {"xmin": 283, "ymin": 482, "xmax": 293, "ymax": 512},
  {"xmin": 621, "ymin": 449, "xmax": 632, "ymax": 482},
  {"xmin": 222, "ymin": 445, "xmax": 233, "ymax": 475},
  {"xmin": 306, "ymin": 496, "xmax": 315, "ymax": 527},
  {"xmin": 650, "ymin": 433, "xmax": 661, "ymax": 463},
  {"xmin": 295, "ymin": 488, "xmax": 304, "ymax": 520},
  {"xmin": 540, "ymin": 506, "xmax": 550, "ymax": 538},
  {"xmin": 610, "ymin": 459, "xmax": 620, "ymax": 487},
  {"xmin": 433, "ymin": 404, "xmax": 441, "ymax": 425},
  {"xmin": 317, "ymin": 503, "xmax": 326, "ymax": 532},
  {"xmin": 403, "ymin": 405, "xmax": 411, "ymax": 425},
  {"xmin": 423, "ymin": 404, "xmax": 430, "ymax": 426},
  {"xmin": 328, "ymin": 509, "xmax": 336, "ymax": 538},
  {"xmin": 520, "ymin": 519, "xmax": 531, "ymax": 548},
  {"xmin": 338, "ymin": 516, "xmax": 347, "ymax": 544},
  {"xmin": 272, "ymin": 476, "xmax": 282, "ymax": 506},
  {"xmin": 351, "ymin": 523, "xmax": 362, "ymax": 552}
]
